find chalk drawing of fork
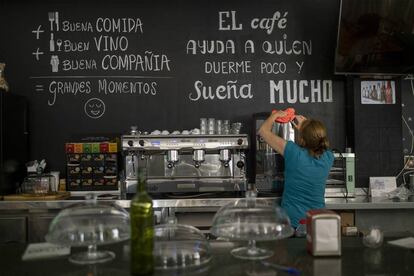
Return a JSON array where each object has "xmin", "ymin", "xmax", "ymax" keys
[{"xmin": 48, "ymin": 12, "xmax": 55, "ymax": 31}]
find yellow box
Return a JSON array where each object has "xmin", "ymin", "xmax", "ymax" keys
[{"xmin": 108, "ymin": 143, "xmax": 118, "ymax": 153}]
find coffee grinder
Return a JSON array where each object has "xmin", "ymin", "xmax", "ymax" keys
[{"xmin": 249, "ymin": 112, "xmax": 296, "ymax": 194}]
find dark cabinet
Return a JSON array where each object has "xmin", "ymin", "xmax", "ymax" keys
[
  {"xmin": 27, "ymin": 214, "xmax": 57, "ymax": 242},
  {"xmin": 0, "ymin": 216, "xmax": 27, "ymax": 243},
  {"xmin": 0, "ymin": 211, "xmax": 59, "ymax": 244}
]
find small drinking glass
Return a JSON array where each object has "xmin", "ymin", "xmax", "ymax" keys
[
  {"xmin": 363, "ymin": 226, "xmax": 383, "ymax": 249},
  {"xmin": 208, "ymin": 118, "xmax": 215, "ymax": 135},
  {"xmin": 223, "ymin": 120, "xmax": 230, "ymax": 135},
  {"xmin": 216, "ymin": 120, "xmax": 223, "ymax": 135},
  {"xmin": 231, "ymin": 122, "xmax": 242, "ymax": 134},
  {"xmin": 200, "ymin": 118, "xmax": 207, "ymax": 135}
]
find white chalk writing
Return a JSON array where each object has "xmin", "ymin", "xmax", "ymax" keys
[
  {"xmin": 269, "ymin": 80, "xmax": 333, "ymax": 104},
  {"xmin": 95, "ymin": 18, "xmax": 143, "ymax": 33},
  {"xmin": 98, "ymin": 79, "xmax": 157, "ymax": 95},
  {"xmin": 48, "ymin": 81, "xmax": 92, "ymax": 106},
  {"xmin": 262, "ymin": 34, "xmax": 312, "ymax": 55},
  {"xmin": 250, "ymin": 11, "xmax": 288, "ymax": 34},
  {"xmin": 204, "ymin": 61, "xmax": 251, "ymax": 74},
  {"xmin": 62, "ymin": 40, "xmax": 90, "ymax": 52},
  {"xmin": 219, "ymin": 10, "xmax": 288, "ymax": 35},
  {"xmin": 94, "ymin": 35, "xmax": 129, "ymax": 52},
  {"xmin": 189, "ymin": 80, "xmax": 252, "ymax": 101},
  {"xmin": 186, "ymin": 40, "xmax": 235, "ymax": 55},
  {"xmin": 62, "ymin": 21, "xmax": 94, "ymax": 32},
  {"xmin": 101, "ymin": 52, "xmax": 171, "ymax": 71},
  {"xmin": 62, "ymin": 59, "xmax": 98, "ymax": 71},
  {"xmin": 61, "ymin": 18, "xmax": 144, "ymax": 33}
]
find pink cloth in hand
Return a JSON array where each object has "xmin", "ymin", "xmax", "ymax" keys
[{"xmin": 272, "ymin": 108, "xmax": 296, "ymax": 123}]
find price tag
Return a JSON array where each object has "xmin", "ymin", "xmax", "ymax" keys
[{"xmin": 22, "ymin": 243, "xmax": 70, "ymax": 261}]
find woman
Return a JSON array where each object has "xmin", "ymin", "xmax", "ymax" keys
[{"xmin": 258, "ymin": 110, "xmax": 334, "ymax": 228}]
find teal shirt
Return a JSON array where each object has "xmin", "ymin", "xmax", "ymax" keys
[{"xmin": 281, "ymin": 141, "xmax": 334, "ymax": 228}]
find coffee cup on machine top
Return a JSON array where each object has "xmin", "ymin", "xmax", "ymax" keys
[
  {"xmin": 200, "ymin": 118, "xmax": 207, "ymax": 134},
  {"xmin": 207, "ymin": 118, "xmax": 215, "ymax": 135}
]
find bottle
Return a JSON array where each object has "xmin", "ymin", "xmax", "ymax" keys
[
  {"xmin": 295, "ymin": 219, "xmax": 307, "ymax": 237},
  {"xmin": 385, "ymin": 80, "xmax": 392, "ymax": 104},
  {"xmin": 130, "ymin": 167, "xmax": 154, "ymax": 275},
  {"xmin": 50, "ymin": 33, "xmax": 55, "ymax": 52}
]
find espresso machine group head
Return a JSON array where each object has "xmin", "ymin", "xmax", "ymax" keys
[
  {"xmin": 121, "ymin": 131, "xmax": 249, "ymax": 195},
  {"xmin": 167, "ymin": 149, "xmax": 179, "ymax": 168}
]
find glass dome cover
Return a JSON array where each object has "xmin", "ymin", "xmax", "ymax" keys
[
  {"xmin": 45, "ymin": 195, "xmax": 130, "ymax": 264},
  {"xmin": 210, "ymin": 191, "xmax": 294, "ymax": 260},
  {"xmin": 153, "ymin": 220, "xmax": 212, "ymax": 270}
]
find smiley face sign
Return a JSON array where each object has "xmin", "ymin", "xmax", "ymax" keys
[{"xmin": 84, "ymin": 98, "xmax": 106, "ymax": 119}]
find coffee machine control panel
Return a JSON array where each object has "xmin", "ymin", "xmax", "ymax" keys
[{"xmin": 122, "ymin": 134, "xmax": 248, "ymax": 151}]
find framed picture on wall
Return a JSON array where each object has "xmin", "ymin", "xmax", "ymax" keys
[{"xmin": 361, "ymin": 80, "xmax": 396, "ymax": 104}]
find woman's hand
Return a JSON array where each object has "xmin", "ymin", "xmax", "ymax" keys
[
  {"xmin": 292, "ymin": 115, "xmax": 307, "ymax": 130},
  {"xmin": 258, "ymin": 110, "xmax": 288, "ymax": 156},
  {"xmin": 271, "ymin": 110, "xmax": 287, "ymax": 120}
]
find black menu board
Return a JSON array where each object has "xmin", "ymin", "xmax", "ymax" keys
[{"xmin": 0, "ymin": 0, "xmax": 345, "ymax": 172}]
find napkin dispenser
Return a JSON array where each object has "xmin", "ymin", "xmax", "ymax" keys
[{"xmin": 306, "ymin": 209, "xmax": 341, "ymax": 256}]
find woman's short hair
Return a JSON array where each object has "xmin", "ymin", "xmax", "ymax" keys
[{"xmin": 299, "ymin": 119, "xmax": 330, "ymax": 158}]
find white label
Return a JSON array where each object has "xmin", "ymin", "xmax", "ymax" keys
[
  {"xmin": 369, "ymin": 177, "xmax": 397, "ymax": 197},
  {"xmin": 22, "ymin": 243, "xmax": 70, "ymax": 261},
  {"xmin": 314, "ymin": 219, "xmax": 339, "ymax": 252}
]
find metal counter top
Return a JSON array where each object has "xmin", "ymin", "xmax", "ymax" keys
[{"xmin": 1, "ymin": 195, "xmax": 414, "ymax": 211}]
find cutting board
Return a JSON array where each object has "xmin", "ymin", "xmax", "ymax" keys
[{"xmin": 3, "ymin": 192, "xmax": 71, "ymax": 201}]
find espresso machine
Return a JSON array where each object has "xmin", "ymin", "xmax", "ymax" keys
[{"xmin": 121, "ymin": 127, "xmax": 249, "ymax": 195}]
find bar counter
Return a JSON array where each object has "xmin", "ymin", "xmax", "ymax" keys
[
  {"xmin": 1, "ymin": 195, "xmax": 414, "ymax": 210},
  {"xmin": 1, "ymin": 195, "xmax": 414, "ymax": 243},
  {"xmin": 1, "ymin": 238, "xmax": 413, "ymax": 276}
]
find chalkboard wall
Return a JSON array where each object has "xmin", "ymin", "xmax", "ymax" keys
[{"xmin": 0, "ymin": 0, "xmax": 346, "ymax": 173}]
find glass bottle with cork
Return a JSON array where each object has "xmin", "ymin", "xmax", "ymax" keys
[{"xmin": 130, "ymin": 166, "xmax": 154, "ymax": 275}]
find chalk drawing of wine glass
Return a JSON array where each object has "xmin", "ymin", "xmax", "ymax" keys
[{"xmin": 56, "ymin": 39, "xmax": 62, "ymax": 51}]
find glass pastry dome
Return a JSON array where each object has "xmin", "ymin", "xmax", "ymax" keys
[
  {"xmin": 210, "ymin": 191, "xmax": 294, "ymax": 260},
  {"xmin": 153, "ymin": 218, "xmax": 212, "ymax": 271},
  {"xmin": 45, "ymin": 195, "xmax": 130, "ymax": 264}
]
